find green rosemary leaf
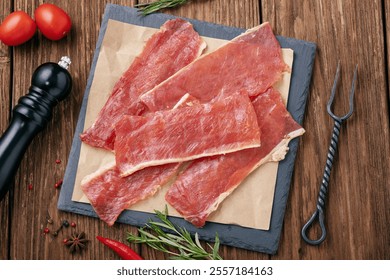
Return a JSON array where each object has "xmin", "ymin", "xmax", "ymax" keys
[
  {"xmin": 137, "ymin": 228, "xmax": 160, "ymax": 241},
  {"xmin": 194, "ymin": 232, "xmax": 203, "ymax": 249},
  {"xmin": 147, "ymin": 223, "xmax": 167, "ymax": 237},
  {"xmin": 165, "ymin": 233, "xmax": 184, "ymax": 241},
  {"xmin": 212, "ymin": 233, "xmax": 221, "ymax": 260},
  {"xmin": 149, "ymin": 221, "xmax": 177, "ymax": 231},
  {"xmin": 179, "ymin": 226, "xmax": 197, "ymax": 246},
  {"xmin": 135, "ymin": 0, "xmax": 190, "ymax": 16},
  {"xmin": 159, "ymin": 236, "xmax": 188, "ymax": 250}
]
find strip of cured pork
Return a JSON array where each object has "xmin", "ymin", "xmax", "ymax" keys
[
  {"xmin": 80, "ymin": 18, "xmax": 206, "ymax": 151},
  {"xmin": 80, "ymin": 162, "xmax": 179, "ymax": 226},
  {"xmin": 140, "ymin": 22, "xmax": 288, "ymax": 112},
  {"xmin": 80, "ymin": 94, "xmax": 197, "ymax": 225},
  {"xmin": 114, "ymin": 93, "xmax": 261, "ymax": 177},
  {"xmin": 165, "ymin": 88, "xmax": 305, "ymax": 228}
]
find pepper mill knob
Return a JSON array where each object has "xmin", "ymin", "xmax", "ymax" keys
[
  {"xmin": 0, "ymin": 57, "xmax": 72, "ymax": 201},
  {"xmin": 30, "ymin": 56, "xmax": 72, "ymax": 103}
]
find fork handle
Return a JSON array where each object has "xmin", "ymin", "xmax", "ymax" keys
[{"xmin": 301, "ymin": 119, "xmax": 342, "ymax": 245}]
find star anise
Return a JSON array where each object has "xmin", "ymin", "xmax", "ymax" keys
[{"xmin": 64, "ymin": 232, "xmax": 89, "ymax": 253}]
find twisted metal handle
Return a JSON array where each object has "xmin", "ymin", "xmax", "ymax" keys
[
  {"xmin": 301, "ymin": 63, "xmax": 357, "ymax": 246},
  {"xmin": 301, "ymin": 119, "xmax": 342, "ymax": 245}
]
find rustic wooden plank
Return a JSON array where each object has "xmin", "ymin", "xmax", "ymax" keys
[
  {"xmin": 262, "ymin": 0, "xmax": 390, "ymax": 259},
  {"xmin": 9, "ymin": 0, "xmax": 141, "ymax": 260},
  {"xmin": 384, "ymin": 0, "xmax": 390, "ymax": 130},
  {"xmin": 0, "ymin": 0, "xmax": 12, "ymax": 260}
]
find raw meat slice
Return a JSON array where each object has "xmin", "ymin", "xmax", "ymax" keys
[
  {"xmin": 80, "ymin": 94, "xmax": 199, "ymax": 226},
  {"xmin": 140, "ymin": 22, "xmax": 288, "ymax": 112},
  {"xmin": 81, "ymin": 161, "xmax": 179, "ymax": 226},
  {"xmin": 114, "ymin": 93, "xmax": 261, "ymax": 177},
  {"xmin": 80, "ymin": 18, "xmax": 206, "ymax": 151},
  {"xmin": 165, "ymin": 88, "xmax": 305, "ymax": 227}
]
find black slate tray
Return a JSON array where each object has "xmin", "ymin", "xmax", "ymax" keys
[{"xmin": 58, "ymin": 4, "xmax": 316, "ymax": 255}]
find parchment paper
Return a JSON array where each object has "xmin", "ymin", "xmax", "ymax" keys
[{"xmin": 71, "ymin": 19, "xmax": 293, "ymax": 230}]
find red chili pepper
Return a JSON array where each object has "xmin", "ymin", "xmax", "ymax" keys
[{"xmin": 96, "ymin": 236, "xmax": 143, "ymax": 260}]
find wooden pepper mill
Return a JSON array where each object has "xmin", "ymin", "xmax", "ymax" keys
[{"xmin": 0, "ymin": 57, "xmax": 72, "ymax": 201}]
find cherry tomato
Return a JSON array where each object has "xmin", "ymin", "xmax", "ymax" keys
[
  {"xmin": 34, "ymin": 3, "xmax": 71, "ymax": 41},
  {"xmin": 0, "ymin": 11, "xmax": 36, "ymax": 46}
]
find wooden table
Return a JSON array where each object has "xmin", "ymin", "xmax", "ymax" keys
[{"xmin": 0, "ymin": 0, "xmax": 389, "ymax": 260}]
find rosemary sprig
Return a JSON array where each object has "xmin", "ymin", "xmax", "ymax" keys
[
  {"xmin": 135, "ymin": 0, "xmax": 190, "ymax": 16},
  {"xmin": 127, "ymin": 206, "xmax": 223, "ymax": 260}
]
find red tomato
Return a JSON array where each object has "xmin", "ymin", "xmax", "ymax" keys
[
  {"xmin": 0, "ymin": 11, "xmax": 36, "ymax": 46},
  {"xmin": 34, "ymin": 3, "xmax": 71, "ymax": 40}
]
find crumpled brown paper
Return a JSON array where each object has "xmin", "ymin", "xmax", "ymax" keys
[{"xmin": 71, "ymin": 19, "xmax": 293, "ymax": 230}]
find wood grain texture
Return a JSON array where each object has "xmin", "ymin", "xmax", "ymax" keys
[
  {"xmin": 0, "ymin": 0, "xmax": 388, "ymax": 260},
  {"xmin": 0, "ymin": 0, "xmax": 11, "ymax": 261},
  {"xmin": 262, "ymin": 0, "xmax": 390, "ymax": 259},
  {"xmin": 384, "ymin": 0, "xmax": 390, "ymax": 127}
]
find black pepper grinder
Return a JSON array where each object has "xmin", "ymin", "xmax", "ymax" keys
[{"xmin": 0, "ymin": 57, "xmax": 72, "ymax": 201}]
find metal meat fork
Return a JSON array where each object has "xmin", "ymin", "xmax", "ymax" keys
[{"xmin": 301, "ymin": 62, "xmax": 358, "ymax": 245}]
